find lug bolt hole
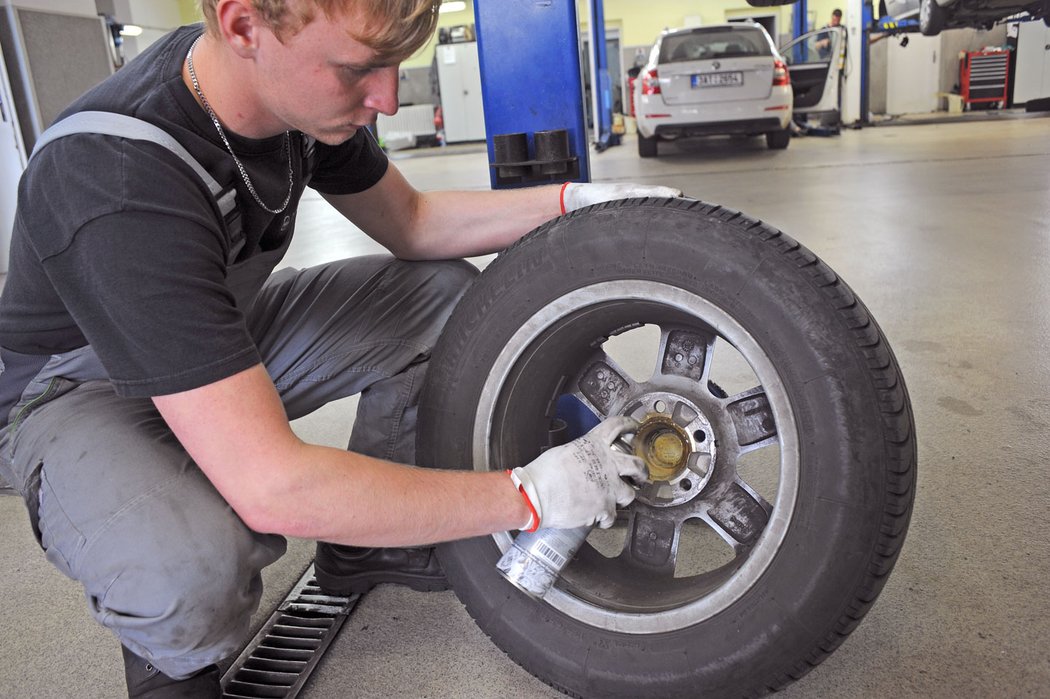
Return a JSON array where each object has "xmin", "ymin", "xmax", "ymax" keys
[
  {"xmin": 693, "ymin": 429, "xmax": 706, "ymax": 442},
  {"xmin": 681, "ymin": 479, "xmax": 692, "ymax": 491},
  {"xmin": 654, "ymin": 400, "xmax": 666, "ymax": 413}
]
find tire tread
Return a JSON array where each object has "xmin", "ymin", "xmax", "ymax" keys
[
  {"xmin": 583, "ymin": 199, "xmax": 915, "ymax": 692},
  {"xmin": 709, "ymin": 196, "xmax": 917, "ymax": 689},
  {"xmin": 425, "ymin": 197, "xmax": 916, "ymax": 698}
]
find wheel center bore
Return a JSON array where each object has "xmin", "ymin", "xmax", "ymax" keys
[
  {"xmin": 623, "ymin": 392, "xmax": 716, "ymax": 508},
  {"xmin": 634, "ymin": 417, "xmax": 690, "ymax": 482}
]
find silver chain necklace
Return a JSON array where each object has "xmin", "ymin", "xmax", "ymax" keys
[{"xmin": 186, "ymin": 35, "xmax": 293, "ymax": 215}]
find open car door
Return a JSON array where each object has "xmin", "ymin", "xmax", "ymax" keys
[{"xmin": 779, "ymin": 26, "xmax": 846, "ymax": 124}]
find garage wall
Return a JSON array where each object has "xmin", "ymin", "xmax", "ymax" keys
[
  {"xmin": 869, "ymin": 24, "xmax": 1010, "ymax": 115},
  {"xmin": 937, "ymin": 24, "xmax": 1008, "ymax": 93},
  {"xmin": 178, "ymin": 0, "xmax": 200, "ymax": 24},
  {"xmin": 104, "ymin": 0, "xmax": 185, "ymax": 60},
  {"xmin": 584, "ymin": 1, "xmax": 792, "ymax": 45},
  {"xmin": 404, "ymin": 1, "xmax": 830, "ymax": 70},
  {"xmin": 403, "ymin": 3, "xmax": 475, "ymax": 69},
  {"xmin": 3, "ymin": 0, "xmax": 95, "ymax": 14}
]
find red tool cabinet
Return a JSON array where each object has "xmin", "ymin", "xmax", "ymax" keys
[{"xmin": 960, "ymin": 50, "xmax": 1010, "ymax": 108}]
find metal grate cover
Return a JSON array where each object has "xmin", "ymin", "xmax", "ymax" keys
[{"xmin": 221, "ymin": 564, "xmax": 359, "ymax": 698}]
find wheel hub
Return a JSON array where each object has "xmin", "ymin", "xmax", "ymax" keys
[
  {"xmin": 624, "ymin": 391, "xmax": 716, "ymax": 508},
  {"xmin": 634, "ymin": 416, "xmax": 689, "ymax": 481}
]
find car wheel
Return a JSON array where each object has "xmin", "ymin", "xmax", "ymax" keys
[
  {"xmin": 637, "ymin": 133, "xmax": 658, "ymax": 158},
  {"xmin": 920, "ymin": 0, "xmax": 946, "ymax": 35},
  {"xmin": 766, "ymin": 127, "xmax": 791, "ymax": 149},
  {"xmin": 417, "ymin": 199, "xmax": 917, "ymax": 699}
]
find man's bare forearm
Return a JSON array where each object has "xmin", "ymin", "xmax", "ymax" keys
[
  {"xmin": 253, "ymin": 443, "xmax": 529, "ymax": 545},
  {"xmin": 154, "ymin": 364, "xmax": 529, "ymax": 545}
]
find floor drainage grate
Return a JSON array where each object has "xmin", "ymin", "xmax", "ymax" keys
[{"xmin": 221, "ymin": 564, "xmax": 359, "ymax": 698}]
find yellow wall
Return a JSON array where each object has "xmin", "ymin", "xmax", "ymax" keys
[
  {"xmin": 175, "ymin": 1, "xmax": 838, "ymax": 68},
  {"xmin": 403, "ymin": 3, "xmax": 477, "ymax": 68},
  {"xmin": 583, "ymin": 0, "xmax": 791, "ymax": 45},
  {"xmin": 403, "ymin": 1, "xmax": 851, "ymax": 69},
  {"xmin": 192, "ymin": 1, "xmax": 844, "ymax": 70},
  {"xmin": 179, "ymin": 0, "xmax": 202, "ymax": 24},
  {"xmin": 584, "ymin": 1, "xmax": 846, "ymax": 42}
]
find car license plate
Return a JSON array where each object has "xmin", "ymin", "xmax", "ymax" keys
[{"xmin": 691, "ymin": 71, "xmax": 743, "ymax": 88}]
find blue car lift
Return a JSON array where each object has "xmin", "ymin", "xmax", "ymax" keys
[
  {"xmin": 794, "ymin": 0, "xmax": 808, "ymax": 39},
  {"xmin": 587, "ymin": 0, "xmax": 620, "ymax": 152},
  {"xmin": 475, "ymin": 0, "xmax": 624, "ymax": 189}
]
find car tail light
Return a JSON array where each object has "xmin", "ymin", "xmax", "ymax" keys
[
  {"xmin": 773, "ymin": 59, "xmax": 790, "ymax": 86},
  {"xmin": 641, "ymin": 69, "xmax": 661, "ymax": 95}
]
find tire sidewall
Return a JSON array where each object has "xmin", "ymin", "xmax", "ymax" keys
[{"xmin": 419, "ymin": 201, "xmax": 905, "ymax": 698}]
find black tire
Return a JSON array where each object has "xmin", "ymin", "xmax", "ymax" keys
[
  {"xmin": 637, "ymin": 133, "xmax": 658, "ymax": 157},
  {"xmin": 920, "ymin": 0, "xmax": 946, "ymax": 35},
  {"xmin": 766, "ymin": 127, "xmax": 791, "ymax": 149},
  {"xmin": 417, "ymin": 199, "xmax": 916, "ymax": 699}
]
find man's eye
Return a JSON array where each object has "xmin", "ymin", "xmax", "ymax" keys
[{"xmin": 343, "ymin": 66, "xmax": 374, "ymax": 78}]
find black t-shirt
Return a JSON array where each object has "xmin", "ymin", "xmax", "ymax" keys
[{"xmin": 0, "ymin": 25, "xmax": 388, "ymax": 400}]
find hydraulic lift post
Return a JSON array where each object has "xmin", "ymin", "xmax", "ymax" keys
[
  {"xmin": 473, "ymin": 0, "xmax": 590, "ymax": 189},
  {"xmin": 586, "ymin": 0, "xmax": 619, "ymax": 151},
  {"xmin": 794, "ymin": 0, "xmax": 808, "ymax": 39}
]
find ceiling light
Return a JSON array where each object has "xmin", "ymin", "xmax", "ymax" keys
[{"xmin": 439, "ymin": 1, "xmax": 467, "ymax": 13}]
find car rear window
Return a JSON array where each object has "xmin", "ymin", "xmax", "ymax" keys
[{"xmin": 659, "ymin": 28, "xmax": 772, "ymax": 64}]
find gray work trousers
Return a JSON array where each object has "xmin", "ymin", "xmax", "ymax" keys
[{"xmin": 0, "ymin": 255, "xmax": 477, "ymax": 679}]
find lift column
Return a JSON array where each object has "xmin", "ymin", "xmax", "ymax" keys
[
  {"xmin": 793, "ymin": 0, "xmax": 808, "ymax": 38},
  {"xmin": 586, "ymin": 0, "xmax": 620, "ymax": 152},
  {"xmin": 473, "ymin": 0, "xmax": 590, "ymax": 189}
]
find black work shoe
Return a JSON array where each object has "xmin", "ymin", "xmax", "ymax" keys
[
  {"xmin": 121, "ymin": 645, "xmax": 220, "ymax": 698},
  {"xmin": 313, "ymin": 543, "xmax": 449, "ymax": 595}
]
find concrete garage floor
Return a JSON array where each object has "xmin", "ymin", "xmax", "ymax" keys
[{"xmin": 1, "ymin": 115, "xmax": 1049, "ymax": 697}]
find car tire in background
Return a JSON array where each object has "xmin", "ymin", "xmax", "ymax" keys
[
  {"xmin": 638, "ymin": 133, "xmax": 658, "ymax": 158},
  {"xmin": 919, "ymin": 0, "xmax": 946, "ymax": 35},
  {"xmin": 418, "ymin": 198, "xmax": 917, "ymax": 698},
  {"xmin": 766, "ymin": 128, "xmax": 791, "ymax": 150}
]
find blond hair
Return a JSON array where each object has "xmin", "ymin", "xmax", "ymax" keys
[{"xmin": 200, "ymin": 0, "xmax": 441, "ymax": 61}]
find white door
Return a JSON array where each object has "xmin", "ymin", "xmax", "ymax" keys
[
  {"xmin": 0, "ymin": 46, "xmax": 28, "ymax": 275},
  {"xmin": 437, "ymin": 42, "xmax": 486, "ymax": 143},
  {"xmin": 779, "ymin": 26, "xmax": 846, "ymax": 117},
  {"xmin": 886, "ymin": 33, "xmax": 940, "ymax": 114},
  {"xmin": 1014, "ymin": 21, "xmax": 1050, "ymax": 104}
]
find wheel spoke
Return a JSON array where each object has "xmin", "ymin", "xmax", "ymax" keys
[
  {"xmin": 618, "ymin": 505, "xmax": 680, "ymax": 576},
  {"xmin": 656, "ymin": 326, "xmax": 715, "ymax": 383},
  {"xmin": 725, "ymin": 386, "xmax": 778, "ymax": 451},
  {"xmin": 573, "ymin": 353, "xmax": 640, "ymax": 417},
  {"xmin": 702, "ymin": 480, "xmax": 772, "ymax": 553}
]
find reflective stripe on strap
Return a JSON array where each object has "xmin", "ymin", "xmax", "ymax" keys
[{"xmin": 30, "ymin": 110, "xmax": 233, "ymax": 216}]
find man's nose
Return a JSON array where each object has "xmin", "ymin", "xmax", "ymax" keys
[{"xmin": 363, "ymin": 66, "xmax": 400, "ymax": 117}]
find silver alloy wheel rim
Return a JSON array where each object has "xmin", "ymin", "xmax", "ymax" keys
[{"xmin": 472, "ymin": 280, "xmax": 800, "ymax": 634}]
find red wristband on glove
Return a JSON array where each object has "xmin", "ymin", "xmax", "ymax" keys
[
  {"xmin": 559, "ymin": 182, "xmax": 571, "ymax": 216},
  {"xmin": 506, "ymin": 470, "xmax": 540, "ymax": 532}
]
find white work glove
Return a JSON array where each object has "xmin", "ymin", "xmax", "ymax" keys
[
  {"xmin": 560, "ymin": 182, "xmax": 683, "ymax": 214},
  {"xmin": 510, "ymin": 416, "xmax": 648, "ymax": 530}
]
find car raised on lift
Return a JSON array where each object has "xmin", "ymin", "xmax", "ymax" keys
[
  {"xmin": 633, "ymin": 22, "xmax": 793, "ymax": 158},
  {"xmin": 885, "ymin": 0, "xmax": 1048, "ymax": 35}
]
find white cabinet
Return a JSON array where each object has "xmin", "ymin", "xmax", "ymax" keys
[
  {"xmin": 0, "ymin": 2, "xmax": 113, "ymax": 273},
  {"xmin": 886, "ymin": 33, "xmax": 940, "ymax": 115},
  {"xmin": 1014, "ymin": 21, "xmax": 1050, "ymax": 105},
  {"xmin": 0, "ymin": 40, "xmax": 26, "ymax": 275},
  {"xmin": 436, "ymin": 42, "xmax": 486, "ymax": 143}
]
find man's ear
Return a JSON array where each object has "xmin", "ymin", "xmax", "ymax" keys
[{"xmin": 214, "ymin": 0, "xmax": 262, "ymax": 58}]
